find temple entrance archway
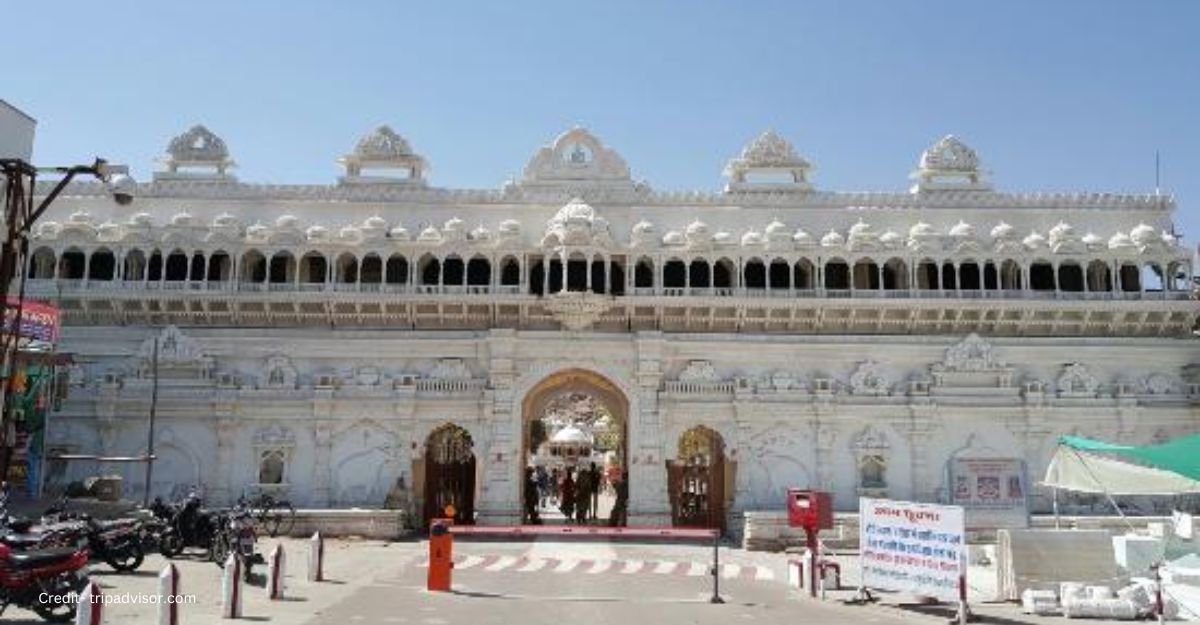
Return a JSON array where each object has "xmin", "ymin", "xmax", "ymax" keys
[
  {"xmin": 422, "ymin": 423, "xmax": 476, "ymax": 527},
  {"xmin": 667, "ymin": 426, "xmax": 726, "ymax": 531},
  {"xmin": 521, "ymin": 369, "xmax": 628, "ymax": 526}
]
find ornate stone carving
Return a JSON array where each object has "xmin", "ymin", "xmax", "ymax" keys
[
  {"xmin": 520, "ymin": 127, "xmax": 634, "ymax": 189},
  {"xmin": 1141, "ymin": 372, "xmax": 1182, "ymax": 395},
  {"xmin": 252, "ymin": 424, "xmax": 296, "ymax": 448},
  {"xmin": 938, "ymin": 333, "xmax": 1004, "ymax": 372},
  {"xmin": 849, "ymin": 360, "xmax": 891, "ymax": 396},
  {"xmin": 350, "ymin": 365, "xmax": 384, "ymax": 387},
  {"xmin": 429, "ymin": 358, "xmax": 472, "ymax": 381},
  {"xmin": 166, "ymin": 125, "xmax": 230, "ymax": 165},
  {"xmin": 724, "ymin": 130, "xmax": 813, "ymax": 192},
  {"xmin": 134, "ymin": 326, "xmax": 213, "ymax": 379},
  {"xmin": 911, "ymin": 134, "xmax": 991, "ymax": 192},
  {"xmin": 543, "ymin": 291, "xmax": 610, "ymax": 331},
  {"xmin": 677, "ymin": 360, "xmax": 720, "ymax": 384},
  {"xmin": 851, "ymin": 425, "xmax": 891, "ymax": 451},
  {"xmin": 339, "ymin": 126, "xmax": 427, "ymax": 184},
  {"xmin": 1057, "ymin": 363, "xmax": 1100, "ymax": 397},
  {"xmin": 261, "ymin": 355, "xmax": 298, "ymax": 389},
  {"xmin": 541, "ymin": 197, "xmax": 613, "ymax": 248}
]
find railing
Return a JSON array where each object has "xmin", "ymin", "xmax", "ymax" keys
[{"xmin": 18, "ymin": 277, "xmax": 1197, "ymax": 304}]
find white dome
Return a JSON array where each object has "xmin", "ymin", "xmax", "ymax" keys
[
  {"xmin": 417, "ymin": 226, "xmax": 441, "ymax": 242},
  {"xmin": 990, "ymin": 222, "xmax": 1015, "ymax": 239},
  {"xmin": 128, "ymin": 212, "xmax": 153, "ymax": 227},
  {"xmin": 557, "ymin": 197, "xmax": 595, "ymax": 222},
  {"xmin": 1081, "ymin": 232, "xmax": 1101, "ymax": 247},
  {"xmin": 339, "ymin": 225, "xmax": 362, "ymax": 240},
  {"xmin": 741, "ymin": 231, "xmax": 765, "ymax": 246},
  {"xmin": 765, "ymin": 219, "xmax": 788, "ymax": 236},
  {"xmin": 276, "ymin": 215, "xmax": 300, "ymax": 229},
  {"xmin": 1108, "ymin": 232, "xmax": 1134, "ymax": 249},
  {"xmin": 443, "ymin": 217, "xmax": 465, "ymax": 231},
  {"xmin": 1022, "ymin": 231, "xmax": 1047, "ymax": 249},
  {"xmin": 97, "ymin": 221, "xmax": 120, "ymax": 237},
  {"xmin": 551, "ymin": 425, "xmax": 592, "ymax": 445},
  {"xmin": 1129, "ymin": 223, "xmax": 1157, "ymax": 247},
  {"xmin": 389, "ymin": 225, "xmax": 410, "ymax": 240},
  {"xmin": 498, "ymin": 219, "xmax": 521, "ymax": 233},
  {"xmin": 68, "ymin": 210, "xmax": 94, "ymax": 224},
  {"xmin": 246, "ymin": 222, "xmax": 268, "ymax": 237},
  {"xmin": 793, "ymin": 229, "xmax": 815, "ymax": 246},
  {"xmin": 306, "ymin": 225, "xmax": 330, "ymax": 240},
  {"xmin": 632, "ymin": 220, "xmax": 656, "ymax": 234},
  {"xmin": 685, "ymin": 219, "xmax": 709, "ymax": 236},
  {"xmin": 663, "ymin": 231, "xmax": 685, "ymax": 246},
  {"xmin": 470, "ymin": 225, "xmax": 492, "ymax": 241},
  {"xmin": 363, "ymin": 215, "xmax": 387, "ymax": 230},
  {"xmin": 820, "ymin": 229, "xmax": 845, "ymax": 247},
  {"xmin": 848, "ymin": 220, "xmax": 873, "ymax": 237},
  {"xmin": 1160, "ymin": 230, "xmax": 1177, "ymax": 246},
  {"xmin": 170, "ymin": 212, "xmax": 194, "ymax": 226},
  {"xmin": 212, "ymin": 212, "xmax": 240, "ymax": 228},
  {"xmin": 948, "ymin": 220, "xmax": 975, "ymax": 238},
  {"xmin": 1048, "ymin": 221, "xmax": 1075, "ymax": 240},
  {"xmin": 909, "ymin": 222, "xmax": 935, "ymax": 238},
  {"xmin": 879, "ymin": 230, "xmax": 901, "ymax": 245},
  {"xmin": 713, "ymin": 231, "xmax": 734, "ymax": 245}
]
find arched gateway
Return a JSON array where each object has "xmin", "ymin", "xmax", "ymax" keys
[
  {"xmin": 521, "ymin": 369, "xmax": 629, "ymax": 525},
  {"xmin": 421, "ymin": 424, "xmax": 476, "ymax": 526}
]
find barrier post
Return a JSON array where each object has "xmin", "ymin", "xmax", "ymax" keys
[
  {"xmin": 307, "ymin": 532, "xmax": 324, "ymax": 582},
  {"xmin": 428, "ymin": 518, "xmax": 454, "ymax": 592},
  {"xmin": 74, "ymin": 580, "xmax": 103, "ymax": 625},
  {"xmin": 221, "ymin": 553, "xmax": 243, "ymax": 619},
  {"xmin": 156, "ymin": 563, "xmax": 180, "ymax": 625},
  {"xmin": 268, "ymin": 543, "xmax": 286, "ymax": 600},
  {"xmin": 709, "ymin": 529, "xmax": 724, "ymax": 604},
  {"xmin": 957, "ymin": 551, "xmax": 969, "ymax": 625}
]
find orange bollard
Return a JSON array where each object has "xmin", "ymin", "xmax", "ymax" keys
[{"xmin": 427, "ymin": 518, "xmax": 454, "ymax": 592}]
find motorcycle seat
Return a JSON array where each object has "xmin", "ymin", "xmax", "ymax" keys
[
  {"xmin": 8, "ymin": 547, "xmax": 79, "ymax": 568},
  {"xmin": 2, "ymin": 533, "xmax": 47, "ymax": 548}
]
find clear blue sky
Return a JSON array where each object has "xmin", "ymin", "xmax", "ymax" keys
[{"xmin": 6, "ymin": 0, "xmax": 1199, "ymax": 243}]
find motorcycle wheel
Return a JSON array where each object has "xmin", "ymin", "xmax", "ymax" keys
[
  {"xmin": 106, "ymin": 542, "xmax": 146, "ymax": 572},
  {"xmin": 211, "ymin": 533, "xmax": 231, "ymax": 566},
  {"xmin": 159, "ymin": 531, "xmax": 184, "ymax": 558},
  {"xmin": 32, "ymin": 572, "xmax": 86, "ymax": 623}
]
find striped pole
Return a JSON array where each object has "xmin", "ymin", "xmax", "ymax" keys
[
  {"xmin": 221, "ymin": 553, "xmax": 243, "ymax": 619},
  {"xmin": 74, "ymin": 580, "xmax": 103, "ymax": 625},
  {"xmin": 308, "ymin": 532, "xmax": 324, "ymax": 582},
  {"xmin": 268, "ymin": 544, "xmax": 286, "ymax": 600},
  {"xmin": 157, "ymin": 563, "xmax": 180, "ymax": 625}
]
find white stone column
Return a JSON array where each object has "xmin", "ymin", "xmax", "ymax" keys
[
  {"xmin": 312, "ymin": 421, "xmax": 334, "ymax": 508},
  {"xmin": 630, "ymin": 333, "xmax": 671, "ymax": 526}
]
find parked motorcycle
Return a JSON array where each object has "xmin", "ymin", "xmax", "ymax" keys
[
  {"xmin": 211, "ymin": 502, "xmax": 262, "ymax": 582},
  {"xmin": 157, "ymin": 493, "xmax": 219, "ymax": 558},
  {"xmin": 0, "ymin": 541, "xmax": 90, "ymax": 623},
  {"xmin": 38, "ymin": 499, "xmax": 146, "ymax": 572}
]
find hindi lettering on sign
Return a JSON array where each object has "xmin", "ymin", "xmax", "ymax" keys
[{"xmin": 859, "ymin": 497, "xmax": 965, "ymax": 602}]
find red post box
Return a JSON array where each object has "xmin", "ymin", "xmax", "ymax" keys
[
  {"xmin": 787, "ymin": 489, "xmax": 833, "ymax": 530},
  {"xmin": 427, "ymin": 518, "xmax": 454, "ymax": 592}
]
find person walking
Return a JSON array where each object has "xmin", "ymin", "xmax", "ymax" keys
[
  {"xmin": 523, "ymin": 467, "xmax": 542, "ymax": 525},
  {"xmin": 588, "ymin": 462, "xmax": 601, "ymax": 520},
  {"xmin": 574, "ymin": 466, "xmax": 591, "ymax": 524},
  {"xmin": 609, "ymin": 469, "xmax": 628, "ymax": 527},
  {"xmin": 559, "ymin": 469, "xmax": 576, "ymax": 522}
]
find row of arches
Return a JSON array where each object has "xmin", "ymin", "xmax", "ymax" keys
[{"xmin": 27, "ymin": 247, "xmax": 1193, "ymax": 294}]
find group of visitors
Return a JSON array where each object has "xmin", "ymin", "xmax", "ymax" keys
[{"xmin": 523, "ymin": 463, "xmax": 628, "ymax": 526}]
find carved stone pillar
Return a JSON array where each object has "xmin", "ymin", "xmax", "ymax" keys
[
  {"xmin": 212, "ymin": 419, "xmax": 239, "ymax": 505},
  {"xmin": 906, "ymin": 404, "xmax": 940, "ymax": 502},
  {"xmin": 475, "ymin": 330, "xmax": 521, "ymax": 525},
  {"xmin": 312, "ymin": 420, "xmax": 334, "ymax": 508},
  {"xmin": 630, "ymin": 332, "xmax": 671, "ymax": 525}
]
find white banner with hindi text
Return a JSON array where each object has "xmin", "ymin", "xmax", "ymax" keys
[{"xmin": 859, "ymin": 497, "xmax": 965, "ymax": 602}]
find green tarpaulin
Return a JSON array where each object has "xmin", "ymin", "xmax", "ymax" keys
[
  {"xmin": 1045, "ymin": 434, "xmax": 1200, "ymax": 495},
  {"xmin": 1059, "ymin": 434, "xmax": 1200, "ymax": 482}
]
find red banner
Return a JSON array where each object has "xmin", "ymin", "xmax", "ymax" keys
[{"xmin": 2, "ymin": 297, "xmax": 60, "ymax": 343}]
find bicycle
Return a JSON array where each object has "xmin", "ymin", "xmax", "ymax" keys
[{"xmin": 245, "ymin": 493, "xmax": 296, "ymax": 538}]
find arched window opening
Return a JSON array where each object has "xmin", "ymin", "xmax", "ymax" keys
[
  {"xmin": 959, "ymin": 262, "xmax": 981, "ymax": 291},
  {"xmin": 268, "ymin": 252, "xmax": 296, "ymax": 284},
  {"xmin": 794, "ymin": 259, "xmax": 815, "ymax": 290},
  {"xmin": 941, "ymin": 262, "xmax": 958, "ymax": 291},
  {"xmin": 165, "ymin": 251, "xmax": 189, "ymax": 281},
  {"xmin": 443, "ymin": 256, "xmax": 466, "ymax": 286},
  {"xmin": 189, "ymin": 253, "xmax": 206, "ymax": 282},
  {"xmin": 590, "ymin": 258, "xmax": 606, "ymax": 294},
  {"xmin": 1141, "ymin": 263, "xmax": 1165, "ymax": 292},
  {"xmin": 1086, "ymin": 260, "xmax": 1111, "ymax": 292},
  {"xmin": 385, "ymin": 254, "xmax": 408, "ymax": 284},
  {"xmin": 743, "ymin": 259, "xmax": 766, "ymax": 289},
  {"xmin": 208, "ymin": 252, "xmax": 231, "ymax": 282},
  {"xmin": 122, "ymin": 250, "xmax": 145, "ymax": 282},
  {"xmin": 824, "ymin": 259, "xmax": 850, "ymax": 290},
  {"xmin": 241, "ymin": 251, "xmax": 266, "ymax": 283},
  {"xmin": 420, "ymin": 256, "xmax": 441, "ymax": 286},
  {"xmin": 57, "ymin": 249, "xmax": 86, "ymax": 280},
  {"xmin": 689, "ymin": 260, "xmax": 711, "ymax": 289},
  {"xmin": 336, "ymin": 253, "xmax": 358, "ymax": 284},
  {"xmin": 713, "ymin": 259, "xmax": 734, "ymax": 290},
  {"xmin": 529, "ymin": 259, "xmax": 545, "ymax": 296},
  {"xmin": 466, "ymin": 257, "xmax": 491, "ymax": 286},
  {"xmin": 297, "ymin": 253, "xmax": 326, "ymax": 284},
  {"xmin": 609, "ymin": 260, "xmax": 625, "ymax": 296},
  {"xmin": 1029, "ymin": 262, "xmax": 1055, "ymax": 291},
  {"xmin": 500, "ymin": 257, "xmax": 520, "ymax": 286},
  {"xmin": 1119, "ymin": 263, "xmax": 1140, "ymax": 292},
  {"xmin": 634, "ymin": 258, "xmax": 654, "ymax": 289},
  {"xmin": 28, "ymin": 247, "xmax": 56, "ymax": 279},
  {"xmin": 769, "ymin": 259, "xmax": 790, "ymax": 290},
  {"xmin": 88, "ymin": 249, "xmax": 116, "ymax": 281},
  {"xmin": 852, "ymin": 260, "xmax": 880, "ymax": 290},
  {"xmin": 916, "ymin": 260, "xmax": 939, "ymax": 290},
  {"xmin": 882, "ymin": 258, "xmax": 908, "ymax": 290},
  {"xmin": 361, "ymin": 254, "xmax": 383, "ymax": 284},
  {"xmin": 548, "ymin": 258, "xmax": 563, "ymax": 293},
  {"xmin": 147, "ymin": 251, "xmax": 164, "ymax": 282},
  {"xmin": 565, "ymin": 254, "xmax": 588, "ymax": 292},
  {"xmin": 982, "ymin": 262, "xmax": 998, "ymax": 290},
  {"xmin": 1167, "ymin": 262, "xmax": 1191, "ymax": 291},
  {"xmin": 1058, "ymin": 262, "xmax": 1084, "ymax": 292},
  {"xmin": 663, "ymin": 259, "xmax": 686, "ymax": 289},
  {"xmin": 1000, "ymin": 260, "xmax": 1022, "ymax": 290}
]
